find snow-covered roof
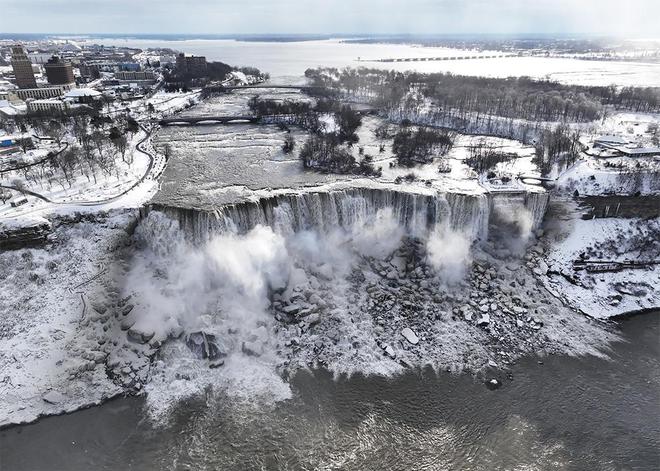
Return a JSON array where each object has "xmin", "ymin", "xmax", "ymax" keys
[
  {"xmin": 618, "ymin": 147, "xmax": 660, "ymax": 156},
  {"xmin": 594, "ymin": 135, "xmax": 629, "ymax": 145},
  {"xmin": 64, "ymin": 88, "xmax": 102, "ymax": 98}
]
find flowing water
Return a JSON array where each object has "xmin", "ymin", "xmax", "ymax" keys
[{"xmin": 1, "ymin": 312, "xmax": 658, "ymax": 470}]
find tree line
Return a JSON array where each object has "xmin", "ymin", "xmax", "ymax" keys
[{"xmin": 305, "ymin": 67, "xmax": 660, "ymax": 120}]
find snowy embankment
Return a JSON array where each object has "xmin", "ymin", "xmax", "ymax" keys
[
  {"xmin": 0, "ymin": 211, "xmax": 137, "ymax": 427},
  {"xmin": 541, "ymin": 214, "xmax": 660, "ymax": 319},
  {"xmin": 557, "ymin": 158, "xmax": 660, "ymax": 196}
]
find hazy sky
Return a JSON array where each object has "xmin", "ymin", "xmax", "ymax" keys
[{"xmin": 2, "ymin": 0, "xmax": 659, "ymax": 36}]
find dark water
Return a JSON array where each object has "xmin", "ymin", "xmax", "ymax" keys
[
  {"xmin": 2, "ymin": 313, "xmax": 659, "ymax": 471},
  {"xmin": 578, "ymin": 195, "xmax": 660, "ymax": 219}
]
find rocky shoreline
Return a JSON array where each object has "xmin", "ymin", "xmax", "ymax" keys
[{"xmin": 0, "ymin": 203, "xmax": 655, "ymax": 428}]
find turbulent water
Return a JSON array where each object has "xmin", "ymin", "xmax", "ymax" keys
[{"xmin": 2, "ymin": 312, "xmax": 658, "ymax": 471}]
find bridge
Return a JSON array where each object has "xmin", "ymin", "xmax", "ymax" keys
[
  {"xmin": 159, "ymin": 115, "xmax": 260, "ymax": 126},
  {"xmin": 203, "ymin": 84, "xmax": 323, "ymax": 93},
  {"xmin": 364, "ymin": 54, "xmax": 516, "ymax": 63},
  {"xmin": 517, "ymin": 174, "xmax": 555, "ymax": 185}
]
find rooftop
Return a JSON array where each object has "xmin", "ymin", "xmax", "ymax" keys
[{"xmin": 64, "ymin": 88, "xmax": 101, "ymax": 98}]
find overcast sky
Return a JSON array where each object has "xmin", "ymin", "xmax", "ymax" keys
[{"xmin": 2, "ymin": 0, "xmax": 659, "ymax": 36}]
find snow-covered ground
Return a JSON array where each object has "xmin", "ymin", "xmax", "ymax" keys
[
  {"xmin": 0, "ymin": 211, "xmax": 137, "ymax": 427},
  {"xmin": 541, "ymin": 208, "xmax": 659, "ymax": 319},
  {"xmin": 1, "ymin": 85, "xmax": 658, "ymax": 429},
  {"xmin": 557, "ymin": 157, "xmax": 660, "ymax": 196}
]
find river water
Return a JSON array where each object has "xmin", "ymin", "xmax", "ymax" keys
[
  {"xmin": 90, "ymin": 37, "xmax": 660, "ymax": 87},
  {"xmin": 2, "ymin": 312, "xmax": 658, "ymax": 471}
]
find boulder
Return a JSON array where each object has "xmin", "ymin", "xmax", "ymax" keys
[
  {"xmin": 186, "ymin": 331, "xmax": 225, "ymax": 360},
  {"xmin": 242, "ymin": 340, "xmax": 264, "ymax": 357},
  {"xmin": 282, "ymin": 304, "xmax": 302, "ymax": 315},
  {"xmin": 477, "ymin": 314, "xmax": 490, "ymax": 326},
  {"xmin": 209, "ymin": 360, "xmax": 225, "ymax": 369},
  {"xmin": 383, "ymin": 344, "xmax": 396, "ymax": 359},
  {"xmin": 401, "ymin": 327, "xmax": 419, "ymax": 345},
  {"xmin": 121, "ymin": 304, "xmax": 134, "ymax": 316},
  {"xmin": 485, "ymin": 378, "xmax": 502, "ymax": 390},
  {"xmin": 120, "ymin": 318, "xmax": 135, "ymax": 331},
  {"xmin": 128, "ymin": 328, "xmax": 155, "ymax": 344},
  {"xmin": 306, "ymin": 313, "xmax": 321, "ymax": 325},
  {"xmin": 42, "ymin": 390, "xmax": 65, "ymax": 404}
]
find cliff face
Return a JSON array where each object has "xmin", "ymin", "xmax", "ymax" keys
[{"xmin": 0, "ymin": 216, "xmax": 52, "ymax": 250}]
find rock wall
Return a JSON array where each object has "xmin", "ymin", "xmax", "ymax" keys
[{"xmin": 0, "ymin": 216, "xmax": 52, "ymax": 250}]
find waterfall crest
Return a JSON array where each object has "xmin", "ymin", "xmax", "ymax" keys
[{"xmin": 141, "ymin": 187, "xmax": 548, "ymax": 244}]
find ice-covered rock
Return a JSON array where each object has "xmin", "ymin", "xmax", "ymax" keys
[
  {"xmin": 242, "ymin": 340, "xmax": 264, "ymax": 357},
  {"xmin": 282, "ymin": 304, "xmax": 302, "ymax": 314},
  {"xmin": 128, "ymin": 327, "xmax": 155, "ymax": 344},
  {"xmin": 477, "ymin": 314, "xmax": 491, "ymax": 326},
  {"xmin": 186, "ymin": 331, "xmax": 225, "ymax": 360},
  {"xmin": 485, "ymin": 379, "xmax": 502, "ymax": 390},
  {"xmin": 306, "ymin": 313, "xmax": 321, "ymax": 325},
  {"xmin": 42, "ymin": 390, "xmax": 65, "ymax": 405},
  {"xmin": 383, "ymin": 344, "xmax": 396, "ymax": 358},
  {"xmin": 401, "ymin": 327, "xmax": 419, "ymax": 345}
]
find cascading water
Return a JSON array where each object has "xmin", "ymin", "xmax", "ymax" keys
[
  {"xmin": 141, "ymin": 186, "xmax": 547, "ymax": 244},
  {"xmin": 127, "ymin": 186, "xmax": 549, "ymax": 420}
]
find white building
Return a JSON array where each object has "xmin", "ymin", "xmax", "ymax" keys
[
  {"xmin": 63, "ymin": 87, "xmax": 102, "ymax": 103},
  {"xmin": 15, "ymin": 83, "xmax": 75, "ymax": 100},
  {"xmin": 594, "ymin": 135, "xmax": 630, "ymax": 148},
  {"xmin": 26, "ymin": 98, "xmax": 69, "ymax": 114}
]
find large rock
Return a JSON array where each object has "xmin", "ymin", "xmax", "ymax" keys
[
  {"xmin": 186, "ymin": 331, "xmax": 225, "ymax": 360},
  {"xmin": 0, "ymin": 216, "xmax": 52, "ymax": 249},
  {"xmin": 477, "ymin": 314, "xmax": 491, "ymax": 326},
  {"xmin": 42, "ymin": 390, "xmax": 65, "ymax": 404},
  {"xmin": 306, "ymin": 313, "xmax": 321, "ymax": 325},
  {"xmin": 383, "ymin": 344, "xmax": 396, "ymax": 359},
  {"xmin": 282, "ymin": 304, "xmax": 302, "ymax": 315},
  {"xmin": 128, "ymin": 327, "xmax": 155, "ymax": 344},
  {"xmin": 242, "ymin": 340, "xmax": 264, "ymax": 357},
  {"xmin": 401, "ymin": 327, "xmax": 419, "ymax": 345}
]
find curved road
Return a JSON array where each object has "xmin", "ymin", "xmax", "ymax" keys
[
  {"xmin": 0, "ymin": 141, "xmax": 69, "ymax": 175},
  {"xmin": 0, "ymin": 123, "xmax": 161, "ymax": 217}
]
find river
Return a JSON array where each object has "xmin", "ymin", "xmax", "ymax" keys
[
  {"xmin": 88, "ymin": 37, "xmax": 660, "ymax": 87},
  {"xmin": 2, "ymin": 311, "xmax": 658, "ymax": 470}
]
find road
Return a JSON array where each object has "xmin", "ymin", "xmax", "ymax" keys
[{"xmin": 0, "ymin": 123, "xmax": 160, "ymax": 218}]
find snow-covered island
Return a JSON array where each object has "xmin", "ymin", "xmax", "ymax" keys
[{"xmin": 1, "ymin": 44, "xmax": 659, "ymax": 429}]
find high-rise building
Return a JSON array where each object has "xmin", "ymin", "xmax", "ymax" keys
[
  {"xmin": 44, "ymin": 56, "xmax": 75, "ymax": 85},
  {"xmin": 176, "ymin": 53, "xmax": 207, "ymax": 77},
  {"xmin": 10, "ymin": 45, "xmax": 37, "ymax": 89}
]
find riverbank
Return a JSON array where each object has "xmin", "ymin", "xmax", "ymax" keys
[
  {"xmin": 0, "ymin": 198, "xmax": 629, "ymax": 429},
  {"xmin": 1, "ymin": 312, "xmax": 657, "ymax": 470}
]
